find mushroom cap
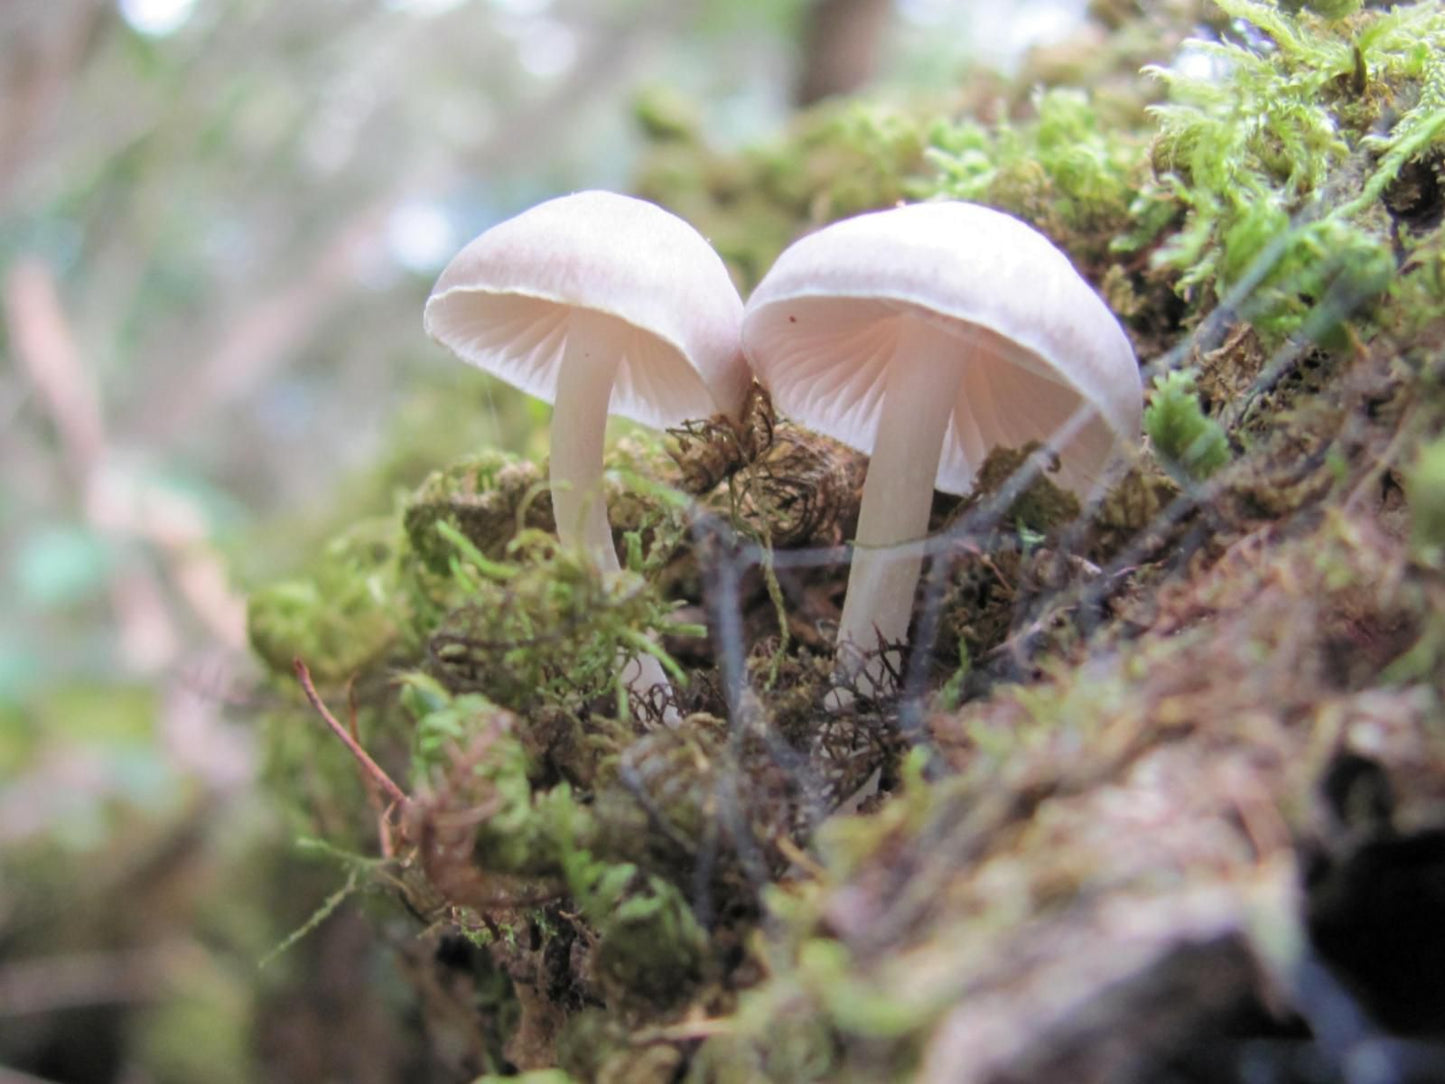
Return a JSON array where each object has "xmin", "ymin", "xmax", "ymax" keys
[
  {"xmin": 425, "ymin": 190, "xmax": 749, "ymax": 427},
  {"xmin": 741, "ymin": 201, "xmax": 1142, "ymax": 495}
]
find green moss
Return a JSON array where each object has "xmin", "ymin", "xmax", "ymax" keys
[
  {"xmin": 405, "ymin": 681, "xmax": 710, "ymax": 1009},
  {"xmin": 1144, "ymin": 370, "xmax": 1232, "ymax": 483},
  {"xmin": 1285, "ymin": 0, "xmax": 1362, "ymax": 18},
  {"xmin": 633, "ymin": 84, "xmax": 703, "ymax": 143},
  {"xmin": 582, "ymin": 863, "xmax": 707, "ymax": 1006},
  {"xmin": 923, "ymin": 87, "xmax": 1159, "ymax": 266},
  {"xmin": 1406, "ymin": 434, "xmax": 1445, "ymax": 562},
  {"xmin": 247, "ymin": 516, "xmax": 404, "ymax": 683},
  {"xmin": 956, "ymin": 443, "xmax": 1083, "ymax": 533},
  {"xmin": 636, "ymin": 100, "xmax": 931, "ymax": 289},
  {"xmin": 1142, "ymin": 0, "xmax": 1444, "ymax": 336},
  {"xmin": 913, "ymin": 1, "xmax": 1444, "ymax": 343},
  {"xmin": 403, "ymin": 452, "xmax": 552, "ymax": 574},
  {"xmin": 413, "ymin": 529, "xmax": 685, "ymax": 714},
  {"xmin": 241, "ymin": 2, "xmax": 1445, "ymax": 1075},
  {"xmin": 761, "ymin": 103, "xmax": 926, "ymax": 223}
]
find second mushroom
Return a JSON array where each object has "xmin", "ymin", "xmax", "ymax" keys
[
  {"xmin": 742, "ymin": 201, "xmax": 1143, "ymax": 699},
  {"xmin": 425, "ymin": 190, "xmax": 751, "ymax": 713}
]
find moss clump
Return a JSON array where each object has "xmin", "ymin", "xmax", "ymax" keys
[
  {"xmin": 247, "ymin": 516, "xmax": 404, "ymax": 683},
  {"xmin": 574, "ymin": 863, "xmax": 707, "ymax": 1008},
  {"xmin": 635, "ymin": 100, "xmax": 933, "ymax": 290},
  {"xmin": 925, "ymin": 87, "xmax": 1161, "ymax": 268},
  {"xmin": 1142, "ymin": 0, "xmax": 1443, "ymax": 336},
  {"xmin": 1406, "ymin": 434, "xmax": 1445, "ymax": 562},
  {"xmin": 418, "ymin": 529, "xmax": 686, "ymax": 715},
  {"xmin": 247, "ymin": 2, "xmax": 1445, "ymax": 1077},
  {"xmin": 1144, "ymin": 370, "xmax": 1232, "ymax": 483},
  {"xmin": 952, "ymin": 443, "xmax": 1083, "ymax": 534},
  {"xmin": 404, "ymin": 452, "xmax": 553, "ymax": 574},
  {"xmin": 1285, "ymin": 0, "xmax": 1362, "ymax": 18}
]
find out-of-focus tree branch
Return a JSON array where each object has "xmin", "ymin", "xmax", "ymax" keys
[
  {"xmin": 795, "ymin": 0, "xmax": 892, "ymax": 106},
  {"xmin": 3, "ymin": 258, "xmax": 106, "ymax": 483},
  {"xmin": 144, "ymin": 1, "xmax": 696, "ymax": 447},
  {"xmin": 0, "ymin": 0, "xmax": 109, "ymax": 208},
  {"xmin": 4, "ymin": 258, "xmax": 246, "ymax": 667},
  {"xmin": 149, "ymin": 206, "xmax": 387, "ymax": 445}
]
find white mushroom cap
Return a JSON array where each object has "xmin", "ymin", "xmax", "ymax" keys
[
  {"xmin": 424, "ymin": 189, "xmax": 749, "ymax": 427},
  {"xmin": 743, "ymin": 201, "xmax": 1141, "ymax": 701},
  {"xmin": 424, "ymin": 191, "xmax": 748, "ymax": 723},
  {"xmin": 742, "ymin": 200, "xmax": 1141, "ymax": 495}
]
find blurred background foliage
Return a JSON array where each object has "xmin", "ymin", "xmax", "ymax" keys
[{"xmin": 0, "ymin": 0, "xmax": 1117, "ymax": 1079}]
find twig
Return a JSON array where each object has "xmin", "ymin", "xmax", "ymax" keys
[
  {"xmin": 3, "ymin": 256, "xmax": 181, "ymax": 670},
  {"xmin": 3, "ymin": 258, "xmax": 104, "ymax": 483},
  {"xmin": 630, "ymin": 1016, "xmax": 735, "ymax": 1044},
  {"xmin": 345, "ymin": 676, "xmax": 395, "ymax": 857},
  {"xmin": 292, "ymin": 658, "xmax": 410, "ymax": 811}
]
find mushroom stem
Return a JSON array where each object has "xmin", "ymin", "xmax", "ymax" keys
[
  {"xmin": 549, "ymin": 310, "xmax": 678, "ymax": 719},
  {"xmin": 836, "ymin": 316, "xmax": 964, "ymax": 696},
  {"xmin": 550, "ymin": 311, "xmax": 627, "ymax": 571}
]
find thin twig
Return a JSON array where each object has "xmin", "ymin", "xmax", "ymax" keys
[
  {"xmin": 347, "ymin": 677, "xmax": 395, "ymax": 858},
  {"xmin": 629, "ymin": 1016, "xmax": 735, "ymax": 1044},
  {"xmin": 3, "ymin": 258, "xmax": 104, "ymax": 482},
  {"xmin": 293, "ymin": 658, "xmax": 410, "ymax": 811}
]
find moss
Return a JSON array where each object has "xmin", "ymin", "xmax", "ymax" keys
[
  {"xmin": 247, "ymin": 516, "xmax": 404, "ymax": 683},
  {"xmin": 924, "ymin": 87, "xmax": 1158, "ymax": 266},
  {"xmin": 1286, "ymin": 0, "xmax": 1362, "ymax": 18},
  {"xmin": 582, "ymin": 865, "xmax": 708, "ymax": 1008},
  {"xmin": 413, "ymin": 531, "xmax": 685, "ymax": 715},
  {"xmin": 953, "ymin": 443, "xmax": 1083, "ymax": 534},
  {"xmin": 1144, "ymin": 370, "xmax": 1232, "ymax": 482},
  {"xmin": 135, "ymin": 966, "xmax": 253, "ymax": 1084},
  {"xmin": 403, "ymin": 452, "xmax": 553, "ymax": 574},
  {"xmin": 635, "ymin": 100, "xmax": 933, "ymax": 290},
  {"xmin": 1406, "ymin": 433, "xmax": 1445, "ymax": 561},
  {"xmin": 633, "ymin": 84, "xmax": 703, "ymax": 144},
  {"xmin": 414, "ymin": 683, "xmax": 716, "ymax": 955},
  {"xmin": 244, "ymin": 1, "xmax": 1445, "ymax": 1076},
  {"xmin": 1142, "ymin": 0, "xmax": 1444, "ymax": 336}
]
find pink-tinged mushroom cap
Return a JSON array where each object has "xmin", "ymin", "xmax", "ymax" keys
[
  {"xmin": 424, "ymin": 189, "xmax": 749, "ymax": 429},
  {"xmin": 424, "ymin": 190, "xmax": 749, "ymax": 720},
  {"xmin": 742, "ymin": 201, "xmax": 1141, "ymax": 699},
  {"xmin": 742, "ymin": 200, "xmax": 1141, "ymax": 496}
]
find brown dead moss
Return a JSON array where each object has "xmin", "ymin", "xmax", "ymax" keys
[{"xmin": 406, "ymin": 453, "xmax": 556, "ymax": 573}]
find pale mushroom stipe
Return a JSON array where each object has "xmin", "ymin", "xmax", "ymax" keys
[
  {"xmin": 742, "ymin": 201, "xmax": 1143, "ymax": 699},
  {"xmin": 424, "ymin": 190, "xmax": 750, "ymax": 715}
]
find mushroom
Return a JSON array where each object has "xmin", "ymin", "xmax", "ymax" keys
[
  {"xmin": 741, "ymin": 201, "xmax": 1141, "ymax": 697},
  {"xmin": 424, "ymin": 190, "xmax": 750, "ymax": 710}
]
